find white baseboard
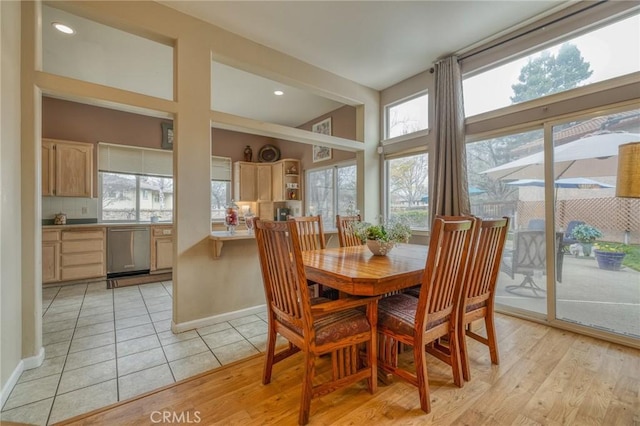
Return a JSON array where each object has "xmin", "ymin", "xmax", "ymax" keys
[
  {"xmin": 1, "ymin": 347, "xmax": 45, "ymax": 408},
  {"xmin": 172, "ymin": 304, "xmax": 266, "ymax": 333}
]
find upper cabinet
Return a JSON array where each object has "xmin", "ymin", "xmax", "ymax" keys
[
  {"xmin": 42, "ymin": 139, "xmax": 94, "ymax": 197},
  {"xmin": 272, "ymin": 159, "xmax": 301, "ymax": 202},
  {"xmin": 234, "ymin": 162, "xmax": 273, "ymax": 202}
]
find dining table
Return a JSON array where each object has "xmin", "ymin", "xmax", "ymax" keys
[{"xmin": 301, "ymin": 243, "xmax": 429, "ymax": 296}]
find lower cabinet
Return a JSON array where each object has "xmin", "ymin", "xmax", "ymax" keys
[
  {"xmin": 151, "ymin": 225, "xmax": 173, "ymax": 272},
  {"xmin": 42, "ymin": 227, "xmax": 106, "ymax": 284},
  {"xmin": 60, "ymin": 228, "xmax": 106, "ymax": 282},
  {"xmin": 42, "ymin": 230, "xmax": 61, "ymax": 283}
]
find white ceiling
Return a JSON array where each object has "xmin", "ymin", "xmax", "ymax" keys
[
  {"xmin": 161, "ymin": 1, "xmax": 564, "ymax": 90},
  {"xmin": 43, "ymin": 2, "xmax": 566, "ymax": 127}
]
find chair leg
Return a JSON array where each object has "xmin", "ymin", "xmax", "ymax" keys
[
  {"xmin": 262, "ymin": 322, "xmax": 277, "ymax": 385},
  {"xmin": 449, "ymin": 328, "xmax": 464, "ymax": 388},
  {"xmin": 459, "ymin": 322, "xmax": 471, "ymax": 382},
  {"xmin": 414, "ymin": 341, "xmax": 431, "ymax": 414},
  {"xmin": 485, "ymin": 313, "xmax": 500, "ymax": 365},
  {"xmin": 298, "ymin": 351, "xmax": 316, "ymax": 425}
]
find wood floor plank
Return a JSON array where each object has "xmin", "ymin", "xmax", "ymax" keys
[{"xmin": 54, "ymin": 314, "xmax": 640, "ymax": 426}]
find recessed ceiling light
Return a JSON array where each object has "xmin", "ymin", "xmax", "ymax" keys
[
  {"xmin": 52, "ymin": 22, "xmax": 75, "ymax": 35},
  {"xmin": 274, "ymin": 90, "xmax": 284, "ymax": 96}
]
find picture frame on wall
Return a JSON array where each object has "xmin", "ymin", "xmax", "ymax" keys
[
  {"xmin": 312, "ymin": 145, "xmax": 332, "ymax": 162},
  {"xmin": 161, "ymin": 122, "xmax": 173, "ymax": 150},
  {"xmin": 311, "ymin": 117, "xmax": 332, "ymax": 162},
  {"xmin": 311, "ymin": 117, "xmax": 332, "ymax": 135}
]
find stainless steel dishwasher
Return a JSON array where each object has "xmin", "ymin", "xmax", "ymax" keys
[{"xmin": 107, "ymin": 227, "xmax": 151, "ymax": 277}]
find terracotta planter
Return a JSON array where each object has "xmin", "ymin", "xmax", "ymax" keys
[
  {"xmin": 594, "ymin": 250, "xmax": 626, "ymax": 271},
  {"xmin": 366, "ymin": 240, "xmax": 395, "ymax": 256}
]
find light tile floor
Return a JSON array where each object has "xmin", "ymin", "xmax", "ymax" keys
[{"xmin": 1, "ymin": 280, "xmax": 281, "ymax": 425}]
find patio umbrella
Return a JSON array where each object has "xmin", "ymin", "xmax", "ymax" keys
[
  {"xmin": 505, "ymin": 177, "xmax": 614, "ymax": 189},
  {"xmin": 482, "ymin": 132, "xmax": 640, "ymax": 180}
]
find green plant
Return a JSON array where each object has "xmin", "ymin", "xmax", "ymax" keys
[
  {"xmin": 593, "ymin": 242, "xmax": 632, "ymax": 254},
  {"xmin": 354, "ymin": 220, "xmax": 412, "ymax": 244},
  {"xmin": 571, "ymin": 224, "xmax": 602, "ymax": 243}
]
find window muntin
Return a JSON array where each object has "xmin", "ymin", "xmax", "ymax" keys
[
  {"xmin": 385, "ymin": 93, "xmax": 428, "ymax": 139},
  {"xmin": 306, "ymin": 163, "xmax": 356, "ymax": 229},
  {"xmin": 386, "ymin": 153, "xmax": 428, "ymax": 229},
  {"xmin": 463, "ymin": 13, "xmax": 640, "ymax": 117}
]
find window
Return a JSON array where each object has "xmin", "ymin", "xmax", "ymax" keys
[
  {"xmin": 306, "ymin": 163, "xmax": 356, "ymax": 229},
  {"xmin": 463, "ymin": 13, "xmax": 640, "ymax": 117},
  {"xmin": 98, "ymin": 143, "xmax": 174, "ymax": 222},
  {"xmin": 385, "ymin": 92, "xmax": 428, "ymax": 139},
  {"xmin": 210, "ymin": 156, "xmax": 232, "ymax": 220},
  {"xmin": 385, "ymin": 153, "xmax": 428, "ymax": 229},
  {"xmin": 100, "ymin": 172, "xmax": 173, "ymax": 222}
]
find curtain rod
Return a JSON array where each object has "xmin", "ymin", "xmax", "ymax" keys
[{"xmin": 456, "ymin": 0, "xmax": 607, "ymax": 63}]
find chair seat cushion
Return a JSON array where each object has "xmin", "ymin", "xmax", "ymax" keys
[
  {"xmin": 279, "ymin": 303, "xmax": 371, "ymax": 346},
  {"xmin": 465, "ymin": 300, "xmax": 487, "ymax": 313},
  {"xmin": 378, "ymin": 293, "xmax": 448, "ymax": 337},
  {"xmin": 314, "ymin": 309, "xmax": 371, "ymax": 346}
]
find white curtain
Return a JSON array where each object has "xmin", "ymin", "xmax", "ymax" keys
[{"xmin": 430, "ymin": 56, "xmax": 471, "ymax": 222}]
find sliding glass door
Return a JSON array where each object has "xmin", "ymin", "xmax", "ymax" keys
[{"xmin": 552, "ymin": 109, "xmax": 640, "ymax": 339}]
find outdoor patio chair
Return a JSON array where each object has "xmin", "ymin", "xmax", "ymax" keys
[
  {"xmin": 254, "ymin": 219, "xmax": 379, "ymax": 425},
  {"xmin": 502, "ymin": 230, "xmax": 563, "ymax": 298},
  {"xmin": 562, "ymin": 220, "xmax": 585, "ymax": 250}
]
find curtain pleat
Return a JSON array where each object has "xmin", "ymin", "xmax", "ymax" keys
[{"xmin": 430, "ymin": 56, "xmax": 471, "ymax": 224}]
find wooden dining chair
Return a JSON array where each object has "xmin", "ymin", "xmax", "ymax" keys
[
  {"xmin": 458, "ymin": 216, "xmax": 510, "ymax": 382},
  {"xmin": 254, "ymin": 218, "xmax": 379, "ymax": 425},
  {"xmin": 377, "ymin": 216, "xmax": 475, "ymax": 414},
  {"xmin": 288, "ymin": 215, "xmax": 326, "ymax": 251},
  {"xmin": 336, "ymin": 214, "xmax": 363, "ymax": 247}
]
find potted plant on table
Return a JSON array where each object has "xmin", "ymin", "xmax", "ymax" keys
[
  {"xmin": 570, "ymin": 224, "xmax": 602, "ymax": 257},
  {"xmin": 354, "ymin": 220, "xmax": 412, "ymax": 256},
  {"xmin": 593, "ymin": 242, "xmax": 629, "ymax": 271}
]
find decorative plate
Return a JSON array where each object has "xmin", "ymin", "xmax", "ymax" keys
[{"xmin": 258, "ymin": 144, "xmax": 280, "ymax": 162}]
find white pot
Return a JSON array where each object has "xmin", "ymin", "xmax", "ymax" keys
[{"xmin": 366, "ymin": 239, "xmax": 395, "ymax": 256}]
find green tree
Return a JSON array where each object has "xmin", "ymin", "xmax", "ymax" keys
[{"xmin": 511, "ymin": 43, "xmax": 592, "ymax": 103}]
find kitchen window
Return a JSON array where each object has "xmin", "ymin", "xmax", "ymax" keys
[
  {"xmin": 306, "ymin": 163, "xmax": 356, "ymax": 230},
  {"xmin": 100, "ymin": 172, "xmax": 173, "ymax": 222}
]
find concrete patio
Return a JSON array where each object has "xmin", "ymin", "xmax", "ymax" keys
[{"xmin": 495, "ymin": 255, "xmax": 640, "ymax": 338}]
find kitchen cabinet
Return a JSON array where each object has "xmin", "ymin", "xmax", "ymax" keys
[
  {"xmin": 42, "ymin": 139, "xmax": 94, "ymax": 197},
  {"xmin": 272, "ymin": 159, "xmax": 301, "ymax": 202},
  {"xmin": 234, "ymin": 162, "xmax": 256, "ymax": 201},
  {"xmin": 151, "ymin": 225, "xmax": 173, "ymax": 271},
  {"xmin": 42, "ymin": 230, "xmax": 61, "ymax": 283},
  {"xmin": 234, "ymin": 162, "xmax": 272, "ymax": 202},
  {"xmin": 60, "ymin": 228, "xmax": 106, "ymax": 281}
]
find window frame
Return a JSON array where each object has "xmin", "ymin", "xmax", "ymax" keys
[
  {"xmin": 305, "ymin": 161, "xmax": 357, "ymax": 230},
  {"xmin": 384, "ymin": 91, "xmax": 429, "ymax": 140},
  {"xmin": 384, "ymin": 150, "xmax": 429, "ymax": 231}
]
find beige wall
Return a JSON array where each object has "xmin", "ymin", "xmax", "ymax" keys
[
  {"xmin": 1, "ymin": 0, "xmax": 23, "ymax": 394},
  {"xmin": 24, "ymin": 1, "xmax": 379, "ymax": 332}
]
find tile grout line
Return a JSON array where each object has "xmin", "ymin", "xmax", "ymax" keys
[{"xmin": 45, "ymin": 283, "xmax": 90, "ymax": 426}]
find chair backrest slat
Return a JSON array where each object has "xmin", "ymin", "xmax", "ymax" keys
[
  {"xmin": 415, "ymin": 216, "xmax": 475, "ymax": 331},
  {"xmin": 336, "ymin": 215, "xmax": 363, "ymax": 247},
  {"xmin": 255, "ymin": 219, "xmax": 311, "ymax": 330},
  {"xmin": 464, "ymin": 217, "xmax": 510, "ymax": 303},
  {"xmin": 289, "ymin": 215, "xmax": 326, "ymax": 251}
]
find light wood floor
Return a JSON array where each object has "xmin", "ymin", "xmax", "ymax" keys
[{"xmin": 55, "ymin": 314, "xmax": 639, "ymax": 425}]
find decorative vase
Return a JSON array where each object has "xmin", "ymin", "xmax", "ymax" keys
[
  {"xmin": 243, "ymin": 145, "xmax": 252, "ymax": 162},
  {"xmin": 594, "ymin": 250, "xmax": 626, "ymax": 271},
  {"xmin": 580, "ymin": 242, "xmax": 593, "ymax": 257},
  {"xmin": 225, "ymin": 200, "xmax": 239, "ymax": 234},
  {"xmin": 366, "ymin": 239, "xmax": 395, "ymax": 256}
]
